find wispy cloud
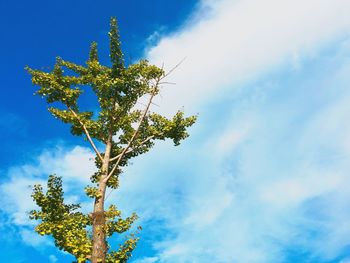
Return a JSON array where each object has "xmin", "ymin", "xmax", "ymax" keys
[
  {"xmin": 124, "ymin": 44, "xmax": 350, "ymax": 262},
  {"xmin": 146, "ymin": 0, "xmax": 350, "ymax": 116},
  {"xmin": 0, "ymin": 145, "xmax": 95, "ymax": 246},
  {"xmin": 48, "ymin": 255, "xmax": 58, "ymax": 263},
  {"xmin": 120, "ymin": 0, "xmax": 350, "ymax": 262},
  {"xmin": 19, "ymin": 228, "xmax": 52, "ymax": 248}
]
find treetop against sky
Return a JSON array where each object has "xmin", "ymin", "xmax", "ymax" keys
[{"xmin": 1, "ymin": 0, "xmax": 350, "ymax": 262}]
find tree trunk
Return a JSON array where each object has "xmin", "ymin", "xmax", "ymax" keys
[
  {"xmin": 91, "ymin": 182, "xmax": 107, "ymax": 263},
  {"xmin": 91, "ymin": 136, "xmax": 112, "ymax": 263}
]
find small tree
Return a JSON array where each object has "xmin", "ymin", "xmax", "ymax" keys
[{"xmin": 26, "ymin": 17, "xmax": 196, "ymax": 263}]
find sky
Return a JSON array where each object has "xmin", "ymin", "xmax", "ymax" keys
[{"xmin": 1, "ymin": 0, "xmax": 350, "ymax": 262}]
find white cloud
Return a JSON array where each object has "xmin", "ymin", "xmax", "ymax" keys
[
  {"xmin": 35, "ymin": 145, "xmax": 96, "ymax": 184},
  {"xmin": 48, "ymin": 255, "xmax": 58, "ymax": 263},
  {"xmin": 137, "ymin": 72, "xmax": 350, "ymax": 262},
  {"xmin": 146, "ymin": 0, "xmax": 350, "ymax": 116},
  {"xmin": 1, "ymin": 176, "xmax": 45, "ymax": 226},
  {"xmin": 212, "ymin": 118, "xmax": 253, "ymax": 157},
  {"xmin": 0, "ymin": 145, "xmax": 95, "ymax": 245},
  {"xmin": 19, "ymin": 229, "xmax": 52, "ymax": 248},
  {"xmin": 114, "ymin": 0, "xmax": 350, "ymax": 262},
  {"xmin": 259, "ymin": 171, "xmax": 344, "ymax": 208}
]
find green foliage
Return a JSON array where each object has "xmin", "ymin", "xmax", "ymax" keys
[
  {"xmin": 104, "ymin": 205, "xmax": 138, "ymax": 237},
  {"xmin": 30, "ymin": 176, "xmax": 92, "ymax": 262},
  {"xmin": 85, "ymin": 186, "xmax": 102, "ymax": 198},
  {"xmin": 27, "ymin": 17, "xmax": 196, "ymax": 262},
  {"xmin": 105, "ymin": 235, "xmax": 139, "ymax": 263},
  {"xmin": 31, "ymin": 176, "xmax": 141, "ymax": 262}
]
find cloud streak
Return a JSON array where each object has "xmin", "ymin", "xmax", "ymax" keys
[
  {"xmin": 146, "ymin": 0, "xmax": 350, "ymax": 116},
  {"xmin": 127, "ymin": 44, "xmax": 350, "ymax": 262},
  {"xmin": 123, "ymin": 0, "xmax": 350, "ymax": 262}
]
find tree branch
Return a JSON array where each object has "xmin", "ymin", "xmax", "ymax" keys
[
  {"xmin": 68, "ymin": 108, "xmax": 103, "ymax": 162},
  {"xmin": 103, "ymin": 79, "xmax": 160, "ymax": 183},
  {"xmin": 161, "ymin": 57, "xmax": 186, "ymax": 79},
  {"xmin": 104, "ymin": 61, "xmax": 182, "ymax": 184},
  {"xmin": 109, "ymin": 135, "xmax": 155, "ymax": 162}
]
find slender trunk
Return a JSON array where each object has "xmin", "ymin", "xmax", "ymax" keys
[{"xmin": 91, "ymin": 134, "xmax": 112, "ymax": 263}]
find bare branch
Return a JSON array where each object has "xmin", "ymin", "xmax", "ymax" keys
[
  {"xmin": 161, "ymin": 57, "xmax": 186, "ymax": 80},
  {"xmin": 151, "ymin": 102, "xmax": 160, "ymax": 107},
  {"xmin": 68, "ymin": 108, "xmax": 103, "ymax": 162},
  {"xmin": 104, "ymin": 135, "xmax": 155, "ymax": 202},
  {"xmin": 109, "ymin": 135, "xmax": 155, "ymax": 162}
]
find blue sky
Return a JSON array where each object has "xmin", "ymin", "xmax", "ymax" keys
[{"xmin": 1, "ymin": 0, "xmax": 350, "ymax": 262}]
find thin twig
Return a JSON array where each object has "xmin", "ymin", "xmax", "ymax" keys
[
  {"xmin": 151, "ymin": 102, "xmax": 160, "ymax": 107},
  {"xmin": 161, "ymin": 57, "xmax": 186, "ymax": 79},
  {"xmin": 159, "ymin": 81, "xmax": 176, "ymax": 85}
]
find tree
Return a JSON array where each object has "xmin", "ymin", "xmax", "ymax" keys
[{"xmin": 26, "ymin": 17, "xmax": 196, "ymax": 263}]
